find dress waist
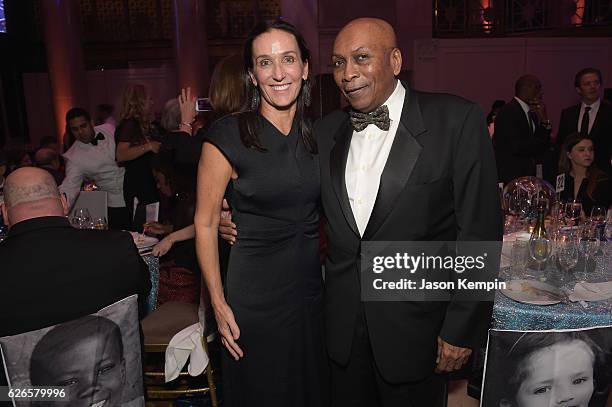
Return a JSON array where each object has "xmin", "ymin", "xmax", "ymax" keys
[{"xmin": 233, "ymin": 211, "xmax": 319, "ymax": 239}]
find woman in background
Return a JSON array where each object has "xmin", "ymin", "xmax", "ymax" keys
[
  {"xmin": 558, "ymin": 132, "xmax": 611, "ymax": 216},
  {"xmin": 115, "ymin": 84, "xmax": 161, "ymax": 230}
]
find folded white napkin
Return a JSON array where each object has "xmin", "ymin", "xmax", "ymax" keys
[
  {"xmin": 164, "ymin": 322, "xmax": 209, "ymax": 382},
  {"xmin": 569, "ymin": 281, "xmax": 612, "ymax": 302}
]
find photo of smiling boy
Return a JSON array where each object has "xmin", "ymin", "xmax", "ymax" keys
[
  {"xmin": 29, "ymin": 316, "xmax": 126, "ymax": 407},
  {"xmin": 482, "ymin": 329, "xmax": 612, "ymax": 407}
]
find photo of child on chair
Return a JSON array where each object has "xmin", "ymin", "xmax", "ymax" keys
[
  {"xmin": 481, "ymin": 326, "xmax": 612, "ymax": 407},
  {"xmin": 0, "ymin": 295, "xmax": 144, "ymax": 407}
]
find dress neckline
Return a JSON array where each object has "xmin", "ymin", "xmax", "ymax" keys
[{"xmin": 259, "ymin": 114, "xmax": 298, "ymax": 138}]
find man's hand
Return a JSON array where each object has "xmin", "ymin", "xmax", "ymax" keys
[
  {"xmin": 218, "ymin": 199, "xmax": 237, "ymax": 244},
  {"xmin": 435, "ymin": 337, "xmax": 472, "ymax": 373},
  {"xmin": 528, "ymin": 98, "xmax": 548, "ymax": 122}
]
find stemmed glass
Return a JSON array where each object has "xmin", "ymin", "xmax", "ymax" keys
[
  {"xmin": 555, "ymin": 230, "xmax": 579, "ymax": 284},
  {"xmin": 72, "ymin": 208, "xmax": 92, "ymax": 229},
  {"xmin": 578, "ymin": 222, "xmax": 600, "ymax": 281},
  {"xmin": 590, "ymin": 205, "xmax": 607, "ymax": 224},
  {"xmin": 565, "ymin": 201, "xmax": 582, "ymax": 227},
  {"xmin": 528, "ymin": 234, "xmax": 554, "ymax": 280}
]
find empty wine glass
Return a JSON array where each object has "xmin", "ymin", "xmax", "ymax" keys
[
  {"xmin": 555, "ymin": 231, "xmax": 579, "ymax": 285},
  {"xmin": 528, "ymin": 234, "xmax": 553, "ymax": 280},
  {"xmin": 578, "ymin": 222, "xmax": 600, "ymax": 281},
  {"xmin": 72, "ymin": 208, "xmax": 92, "ymax": 229},
  {"xmin": 590, "ymin": 205, "xmax": 607, "ymax": 224},
  {"xmin": 565, "ymin": 201, "xmax": 582, "ymax": 227}
]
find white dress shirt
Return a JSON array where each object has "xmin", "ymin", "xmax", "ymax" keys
[
  {"xmin": 60, "ymin": 123, "xmax": 126, "ymax": 208},
  {"xmin": 514, "ymin": 96, "xmax": 534, "ymax": 132},
  {"xmin": 345, "ymin": 80, "xmax": 406, "ymax": 236},
  {"xmin": 578, "ymin": 99, "xmax": 600, "ymax": 135}
]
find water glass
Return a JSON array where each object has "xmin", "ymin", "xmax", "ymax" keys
[
  {"xmin": 555, "ymin": 231, "xmax": 579, "ymax": 284},
  {"xmin": 578, "ymin": 223, "xmax": 600, "ymax": 281},
  {"xmin": 565, "ymin": 201, "xmax": 582, "ymax": 226},
  {"xmin": 93, "ymin": 217, "xmax": 108, "ymax": 230},
  {"xmin": 511, "ymin": 238, "xmax": 529, "ymax": 277}
]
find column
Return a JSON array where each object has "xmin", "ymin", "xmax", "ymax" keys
[
  {"xmin": 172, "ymin": 0, "xmax": 210, "ymax": 97},
  {"xmin": 40, "ymin": 0, "xmax": 89, "ymax": 146}
]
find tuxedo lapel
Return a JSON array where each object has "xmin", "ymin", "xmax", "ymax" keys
[
  {"xmin": 362, "ymin": 89, "xmax": 425, "ymax": 240},
  {"xmin": 330, "ymin": 118, "xmax": 360, "ymax": 238}
]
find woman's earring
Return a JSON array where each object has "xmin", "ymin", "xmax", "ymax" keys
[
  {"xmin": 302, "ymin": 79, "xmax": 312, "ymax": 107},
  {"xmin": 250, "ymin": 90, "xmax": 260, "ymax": 111}
]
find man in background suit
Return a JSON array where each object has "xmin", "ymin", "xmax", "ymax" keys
[
  {"xmin": 0, "ymin": 167, "xmax": 150, "ymax": 338},
  {"xmin": 316, "ymin": 18, "xmax": 502, "ymax": 406},
  {"xmin": 556, "ymin": 67, "xmax": 612, "ymax": 174},
  {"xmin": 494, "ymin": 75, "xmax": 553, "ymax": 184}
]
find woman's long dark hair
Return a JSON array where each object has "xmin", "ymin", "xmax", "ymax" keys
[
  {"xmin": 558, "ymin": 132, "xmax": 609, "ymax": 201},
  {"xmin": 238, "ymin": 19, "xmax": 316, "ymax": 154}
]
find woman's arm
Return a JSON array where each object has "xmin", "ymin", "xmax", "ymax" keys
[
  {"xmin": 116, "ymin": 140, "xmax": 160, "ymax": 162},
  {"xmin": 195, "ymin": 142, "xmax": 243, "ymax": 360},
  {"xmin": 152, "ymin": 224, "xmax": 195, "ymax": 257}
]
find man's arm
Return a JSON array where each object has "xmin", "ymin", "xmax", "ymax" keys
[
  {"xmin": 437, "ymin": 103, "xmax": 503, "ymax": 371},
  {"xmin": 59, "ymin": 157, "xmax": 85, "ymax": 208}
]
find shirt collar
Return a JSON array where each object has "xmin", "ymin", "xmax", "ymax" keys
[
  {"xmin": 385, "ymin": 80, "xmax": 405, "ymax": 123},
  {"xmin": 581, "ymin": 98, "xmax": 600, "ymax": 110},
  {"xmin": 7, "ymin": 216, "xmax": 71, "ymax": 238},
  {"xmin": 514, "ymin": 96, "xmax": 531, "ymax": 114}
]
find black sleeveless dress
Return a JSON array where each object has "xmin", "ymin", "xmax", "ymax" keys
[{"xmin": 203, "ymin": 115, "xmax": 328, "ymax": 407}]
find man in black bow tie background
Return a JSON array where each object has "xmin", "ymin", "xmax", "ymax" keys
[
  {"xmin": 316, "ymin": 18, "xmax": 502, "ymax": 406},
  {"xmin": 59, "ymin": 107, "xmax": 131, "ymax": 230}
]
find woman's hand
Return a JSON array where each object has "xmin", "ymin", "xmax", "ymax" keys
[
  {"xmin": 178, "ymin": 87, "xmax": 197, "ymax": 130},
  {"xmin": 213, "ymin": 300, "xmax": 244, "ymax": 360},
  {"xmin": 144, "ymin": 221, "xmax": 173, "ymax": 235},
  {"xmin": 152, "ymin": 237, "xmax": 173, "ymax": 257}
]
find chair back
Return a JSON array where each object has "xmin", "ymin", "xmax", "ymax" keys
[
  {"xmin": 70, "ymin": 190, "xmax": 108, "ymax": 221},
  {"xmin": 0, "ymin": 295, "xmax": 144, "ymax": 407}
]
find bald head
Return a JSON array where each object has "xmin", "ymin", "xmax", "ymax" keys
[
  {"xmin": 2, "ymin": 167, "xmax": 67, "ymax": 226},
  {"xmin": 515, "ymin": 74, "xmax": 543, "ymax": 102},
  {"xmin": 338, "ymin": 18, "xmax": 397, "ymax": 49},
  {"xmin": 332, "ymin": 18, "xmax": 402, "ymax": 113}
]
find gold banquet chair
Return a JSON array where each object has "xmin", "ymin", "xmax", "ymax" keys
[{"xmin": 141, "ymin": 300, "xmax": 218, "ymax": 406}]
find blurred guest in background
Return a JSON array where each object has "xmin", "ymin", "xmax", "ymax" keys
[
  {"xmin": 486, "ymin": 99, "xmax": 505, "ymax": 139},
  {"xmin": 39, "ymin": 136, "xmax": 60, "ymax": 153},
  {"xmin": 35, "ymin": 147, "xmax": 64, "ymax": 185},
  {"xmin": 6, "ymin": 150, "xmax": 33, "ymax": 172},
  {"xmin": 0, "ymin": 167, "xmax": 150, "ymax": 337},
  {"xmin": 95, "ymin": 103, "xmax": 117, "ymax": 128},
  {"xmin": 115, "ymin": 84, "xmax": 161, "ymax": 231},
  {"xmin": 60, "ymin": 107, "xmax": 130, "ymax": 230},
  {"xmin": 556, "ymin": 67, "xmax": 612, "ymax": 175},
  {"xmin": 147, "ymin": 154, "xmax": 200, "ymax": 306},
  {"xmin": 494, "ymin": 75, "xmax": 553, "ymax": 184},
  {"xmin": 558, "ymin": 132, "xmax": 611, "ymax": 216}
]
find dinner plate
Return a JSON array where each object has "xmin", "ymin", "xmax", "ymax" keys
[
  {"xmin": 129, "ymin": 231, "xmax": 159, "ymax": 249},
  {"xmin": 501, "ymin": 279, "xmax": 564, "ymax": 305}
]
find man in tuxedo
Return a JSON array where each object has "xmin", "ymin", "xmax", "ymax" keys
[
  {"xmin": 556, "ymin": 67, "xmax": 612, "ymax": 174},
  {"xmin": 59, "ymin": 107, "xmax": 131, "ymax": 230},
  {"xmin": 494, "ymin": 75, "xmax": 553, "ymax": 184},
  {"xmin": 0, "ymin": 167, "xmax": 150, "ymax": 337},
  {"xmin": 221, "ymin": 18, "xmax": 502, "ymax": 406},
  {"xmin": 317, "ymin": 19, "xmax": 501, "ymax": 406}
]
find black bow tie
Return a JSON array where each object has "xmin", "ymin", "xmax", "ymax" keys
[
  {"xmin": 349, "ymin": 105, "xmax": 391, "ymax": 132},
  {"xmin": 90, "ymin": 132, "xmax": 105, "ymax": 146}
]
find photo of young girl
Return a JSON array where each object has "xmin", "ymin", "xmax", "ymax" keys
[{"xmin": 481, "ymin": 327, "xmax": 612, "ymax": 407}]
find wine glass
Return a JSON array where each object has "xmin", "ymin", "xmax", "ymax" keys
[
  {"xmin": 565, "ymin": 201, "xmax": 582, "ymax": 227},
  {"xmin": 528, "ymin": 234, "xmax": 553, "ymax": 280},
  {"xmin": 555, "ymin": 230, "xmax": 579, "ymax": 285},
  {"xmin": 578, "ymin": 222, "xmax": 600, "ymax": 281},
  {"xmin": 511, "ymin": 238, "xmax": 529, "ymax": 278},
  {"xmin": 93, "ymin": 217, "xmax": 108, "ymax": 230},
  {"xmin": 72, "ymin": 208, "xmax": 92, "ymax": 229}
]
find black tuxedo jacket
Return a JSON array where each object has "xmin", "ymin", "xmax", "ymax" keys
[
  {"xmin": 316, "ymin": 87, "xmax": 503, "ymax": 383},
  {"xmin": 556, "ymin": 101, "xmax": 612, "ymax": 174},
  {"xmin": 493, "ymin": 98, "xmax": 552, "ymax": 184},
  {"xmin": 0, "ymin": 216, "xmax": 151, "ymax": 337}
]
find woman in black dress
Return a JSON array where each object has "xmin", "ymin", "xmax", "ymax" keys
[
  {"xmin": 115, "ymin": 84, "xmax": 161, "ymax": 230},
  {"xmin": 558, "ymin": 132, "xmax": 611, "ymax": 216},
  {"xmin": 193, "ymin": 21, "xmax": 327, "ymax": 406}
]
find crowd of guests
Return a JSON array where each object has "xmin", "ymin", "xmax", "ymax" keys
[
  {"xmin": 490, "ymin": 67, "xmax": 611, "ymax": 215},
  {"xmin": 0, "ymin": 16, "xmax": 610, "ymax": 406}
]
